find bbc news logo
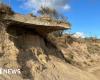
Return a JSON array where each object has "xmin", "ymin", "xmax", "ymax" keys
[{"xmin": 0, "ymin": 67, "xmax": 21, "ymax": 74}]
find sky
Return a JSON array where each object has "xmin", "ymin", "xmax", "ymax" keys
[{"xmin": 2, "ymin": 0, "xmax": 100, "ymax": 38}]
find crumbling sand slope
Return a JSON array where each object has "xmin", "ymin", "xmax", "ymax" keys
[
  {"xmin": 0, "ymin": 21, "xmax": 99, "ymax": 80},
  {"xmin": 50, "ymin": 35, "xmax": 100, "ymax": 80}
]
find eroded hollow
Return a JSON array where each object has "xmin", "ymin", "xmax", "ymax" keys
[
  {"xmin": 6, "ymin": 23, "xmax": 53, "ymax": 79},
  {"xmin": 6, "ymin": 22, "xmax": 65, "ymax": 60},
  {"xmin": 6, "ymin": 23, "xmax": 65, "ymax": 79}
]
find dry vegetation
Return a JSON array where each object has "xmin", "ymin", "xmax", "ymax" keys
[
  {"xmin": 47, "ymin": 33, "xmax": 100, "ymax": 68},
  {"xmin": 0, "ymin": 3, "xmax": 14, "ymax": 18}
]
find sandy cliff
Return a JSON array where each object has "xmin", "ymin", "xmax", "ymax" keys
[{"xmin": 0, "ymin": 4, "xmax": 100, "ymax": 80}]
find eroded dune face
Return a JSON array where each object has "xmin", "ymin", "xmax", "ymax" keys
[
  {"xmin": 0, "ymin": 5, "xmax": 100, "ymax": 79},
  {"xmin": 0, "ymin": 22, "xmax": 99, "ymax": 80}
]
